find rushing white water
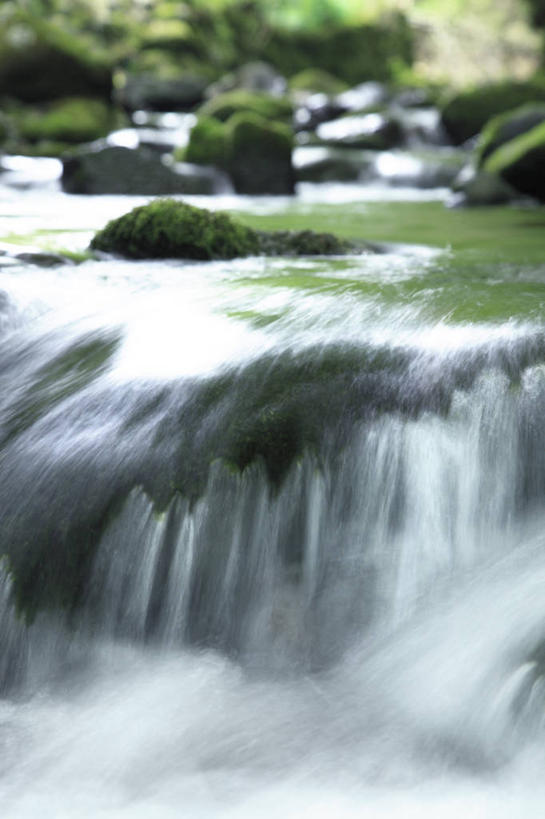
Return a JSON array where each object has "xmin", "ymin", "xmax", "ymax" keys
[{"xmin": 2, "ymin": 177, "xmax": 545, "ymax": 816}]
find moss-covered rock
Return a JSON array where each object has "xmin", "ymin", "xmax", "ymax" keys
[
  {"xmin": 90, "ymin": 198, "xmax": 259, "ymax": 260},
  {"xmin": 289, "ymin": 69, "xmax": 348, "ymax": 96},
  {"xmin": 441, "ymin": 78, "xmax": 545, "ymax": 145},
  {"xmin": 13, "ymin": 98, "xmax": 123, "ymax": 146},
  {"xmin": 198, "ymin": 89, "xmax": 293, "ymax": 123},
  {"xmin": 477, "ymin": 103, "xmax": 545, "ymax": 164},
  {"xmin": 484, "ymin": 120, "xmax": 545, "ymax": 201},
  {"xmin": 227, "ymin": 112, "xmax": 295, "ymax": 194},
  {"xmin": 181, "ymin": 115, "xmax": 229, "ymax": 167},
  {"xmin": 89, "ymin": 199, "xmax": 357, "ymax": 260},
  {"xmin": 180, "ymin": 111, "xmax": 295, "ymax": 194}
]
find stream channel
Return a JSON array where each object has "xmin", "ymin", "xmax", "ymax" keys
[{"xmin": 1, "ymin": 158, "xmax": 545, "ymax": 817}]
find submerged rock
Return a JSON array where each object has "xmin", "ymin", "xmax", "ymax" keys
[{"xmin": 90, "ymin": 199, "xmax": 357, "ymax": 260}]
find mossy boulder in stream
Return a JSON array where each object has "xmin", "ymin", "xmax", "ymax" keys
[
  {"xmin": 477, "ymin": 103, "xmax": 545, "ymax": 164},
  {"xmin": 228, "ymin": 112, "xmax": 295, "ymax": 194},
  {"xmin": 484, "ymin": 120, "xmax": 545, "ymax": 202},
  {"xmin": 90, "ymin": 198, "xmax": 260, "ymax": 260},
  {"xmin": 90, "ymin": 199, "xmax": 355, "ymax": 260},
  {"xmin": 179, "ymin": 111, "xmax": 294, "ymax": 194},
  {"xmin": 182, "ymin": 115, "xmax": 229, "ymax": 167},
  {"xmin": 441, "ymin": 78, "xmax": 545, "ymax": 144}
]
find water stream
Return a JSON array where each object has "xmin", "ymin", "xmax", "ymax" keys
[{"xmin": 1, "ymin": 173, "xmax": 545, "ymax": 816}]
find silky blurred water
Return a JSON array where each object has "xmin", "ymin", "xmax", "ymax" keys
[{"xmin": 2, "ymin": 174, "xmax": 545, "ymax": 817}]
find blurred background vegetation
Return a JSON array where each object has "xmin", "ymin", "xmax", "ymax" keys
[{"xmin": 1, "ymin": 0, "xmax": 543, "ymax": 89}]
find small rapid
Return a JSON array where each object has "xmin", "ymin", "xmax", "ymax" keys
[{"xmin": 2, "ymin": 181, "xmax": 545, "ymax": 816}]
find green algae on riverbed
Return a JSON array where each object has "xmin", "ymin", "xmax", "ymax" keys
[{"xmin": 235, "ymin": 200, "xmax": 545, "ymax": 265}]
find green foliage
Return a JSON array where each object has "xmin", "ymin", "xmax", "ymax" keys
[
  {"xmin": 14, "ymin": 97, "xmax": 121, "ymax": 145},
  {"xmin": 90, "ymin": 198, "xmax": 260, "ymax": 260},
  {"xmin": 199, "ymin": 89, "xmax": 293, "ymax": 123},
  {"xmin": 262, "ymin": 15, "xmax": 414, "ymax": 86},
  {"xmin": 441, "ymin": 78, "xmax": 545, "ymax": 144}
]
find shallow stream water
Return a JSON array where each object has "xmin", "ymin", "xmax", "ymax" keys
[{"xmin": 1, "ymin": 166, "xmax": 545, "ymax": 817}]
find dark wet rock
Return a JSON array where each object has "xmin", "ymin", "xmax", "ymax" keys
[
  {"xmin": 61, "ymin": 144, "xmax": 224, "ymax": 195},
  {"xmin": 15, "ymin": 251, "xmax": 73, "ymax": 268},
  {"xmin": 228, "ymin": 113, "xmax": 295, "ymax": 195},
  {"xmin": 115, "ymin": 73, "xmax": 208, "ymax": 112}
]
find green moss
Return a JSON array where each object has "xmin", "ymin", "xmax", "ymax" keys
[
  {"xmin": 477, "ymin": 103, "xmax": 545, "ymax": 164},
  {"xmin": 198, "ymin": 89, "xmax": 293, "ymax": 123},
  {"xmin": 288, "ymin": 68, "xmax": 348, "ymax": 95},
  {"xmin": 441, "ymin": 78, "xmax": 545, "ymax": 144},
  {"xmin": 14, "ymin": 97, "xmax": 123, "ymax": 145},
  {"xmin": 90, "ymin": 199, "xmax": 358, "ymax": 260},
  {"xmin": 227, "ymin": 111, "xmax": 294, "ymax": 194},
  {"xmin": 255, "ymin": 228, "xmax": 353, "ymax": 256},
  {"xmin": 90, "ymin": 198, "xmax": 260, "ymax": 260},
  {"xmin": 484, "ymin": 120, "xmax": 545, "ymax": 201},
  {"xmin": 1, "ymin": 332, "xmax": 120, "ymax": 450},
  {"xmin": 180, "ymin": 115, "xmax": 229, "ymax": 166}
]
